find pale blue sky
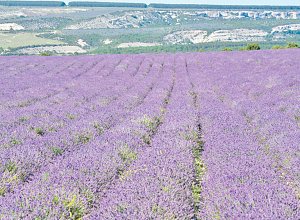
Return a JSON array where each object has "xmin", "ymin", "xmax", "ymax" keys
[{"xmin": 60, "ymin": 0, "xmax": 300, "ymax": 6}]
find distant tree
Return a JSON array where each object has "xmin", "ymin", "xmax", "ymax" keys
[
  {"xmin": 40, "ymin": 51, "xmax": 51, "ymax": 56},
  {"xmin": 272, "ymin": 45, "xmax": 284, "ymax": 50},
  {"xmin": 222, "ymin": 47, "xmax": 233, "ymax": 51},
  {"xmin": 245, "ymin": 43, "xmax": 261, "ymax": 51},
  {"xmin": 0, "ymin": 47, "xmax": 3, "ymax": 54},
  {"xmin": 286, "ymin": 42, "xmax": 299, "ymax": 48}
]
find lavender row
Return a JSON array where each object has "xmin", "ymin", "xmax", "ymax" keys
[
  {"xmin": 0, "ymin": 56, "xmax": 163, "ymax": 198},
  {"xmin": 0, "ymin": 55, "xmax": 174, "ymax": 218},
  {"xmin": 187, "ymin": 50, "xmax": 300, "ymax": 219},
  {"xmin": 0, "ymin": 55, "xmax": 142, "ymax": 136},
  {"xmin": 200, "ymin": 50, "xmax": 300, "ymax": 204},
  {"xmin": 91, "ymin": 55, "xmax": 199, "ymax": 219},
  {"xmin": 0, "ymin": 57, "xmax": 98, "ymax": 107}
]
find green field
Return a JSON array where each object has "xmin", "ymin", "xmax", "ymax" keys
[{"xmin": 0, "ymin": 33, "xmax": 65, "ymax": 49}]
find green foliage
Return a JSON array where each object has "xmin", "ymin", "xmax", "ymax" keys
[
  {"xmin": 162, "ymin": 185, "xmax": 171, "ymax": 193},
  {"xmin": 272, "ymin": 45, "xmax": 285, "ymax": 50},
  {"xmin": 51, "ymin": 146, "xmax": 64, "ymax": 156},
  {"xmin": 118, "ymin": 145, "xmax": 137, "ymax": 164},
  {"xmin": 189, "ymin": 128, "xmax": 206, "ymax": 213},
  {"xmin": 0, "ymin": 47, "xmax": 3, "ymax": 53},
  {"xmin": 48, "ymin": 126, "xmax": 58, "ymax": 133},
  {"xmin": 52, "ymin": 195, "xmax": 60, "ymax": 205},
  {"xmin": 19, "ymin": 116, "xmax": 29, "ymax": 123},
  {"xmin": 184, "ymin": 130, "xmax": 199, "ymax": 142},
  {"xmin": 4, "ymin": 161, "xmax": 18, "ymax": 174},
  {"xmin": 139, "ymin": 115, "xmax": 163, "ymax": 145},
  {"xmin": 189, "ymin": 91, "xmax": 198, "ymax": 106},
  {"xmin": 0, "ymin": 186, "xmax": 6, "ymax": 196},
  {"xmin": 141, "ymin": 133, "xmax": 151, "ymax": 145},
  {"xmin": 66, "ymin": 113, "xmax": 76, "ymax": 120},
  {"xmin": 10, "ymin": 138, "xmax": 21, "ymax": 146},
  {"xmin": 93, "ymin": 122, "xmax": 106, "ymax": 135},
  {"xmin": 245, "ymin": 43, "xmax": 261, "ymax": 50},
  {"xmin": 40, "ymin": 51, "xmax": 51, "ymax": 56},
  {"xmin": 116, "ymin": 204, "xmax": 127, "ymax": 213},
  {"xmin": 286, "ymin": 42, "xmax": 299, "ymax": 48},
  {"xmin": 34, "ymin": 127, "xmax": 45, "ymax": 136},
  {"xmin": 151, "ymin": 204, "xmax": 165, "ymax": 214},
  {"xmin": 222, "ymin": 47, "xmax": 233, "ymax": 51},
  {"xmin": 82, "ymin": 188, "xmax": 94, "ymax": 208},
  {"xmin": 63, "ymin": 195, "xmax": 85, "ymax": 220},
  {"xmin": 42, "ymin": 172, "xmax": 50, "ymax": 182},
  {"xmin": 192, "ymin": 182, "xmax": 201, "ymax": 206},
  {"xmin": 18, "ymin": 101, "xmax": 31, "ymax": 108},
  {"xmin": 140, "ymin": 115, "xmax": 162, "ymax": 134},
  {"xmin": 75, "ymin": 132, "xmax": 92, "ymax": 145}
]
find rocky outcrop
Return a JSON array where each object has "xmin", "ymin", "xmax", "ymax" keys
[
  {"xmin": 271, "ymin": 24, "xmax": 300, "ymax": 33},
  {"xmin": 205, "ymin": 29, "xmax": 268, "ymax": 42},
  {"xmin": 164, "ymin": 30, "xmax": 208, "ymax": 44},
  {"xmin": 164, "ymin": 29, "xmax": 268, "ymax": 44},
  {"xmin": 65, "ymin": 9, "xmax": 300, "ymax": 30}
]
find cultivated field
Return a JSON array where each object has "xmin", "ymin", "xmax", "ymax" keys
[
  {"xmin": 0, "ymin": 33, "xmax": 64, "ymax": 49},
  {"xmin": 0, "ymin": 50, "xmax": 299, "ymax": 219}
]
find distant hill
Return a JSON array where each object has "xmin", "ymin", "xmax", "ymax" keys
[
  {"xmin": 148, "ymin": 4, "xmax": 300, "ymax": 10},
  {"xmin": 68, "ymin": 2, "xmax": 147, "ymax": 8},
  {"xmin": 0, "ymin": 1, "xmax": 299, "ymax": 10},
  {"xmin": 0, "ymin": 1, "xmax": 66, "ymax": 7}
]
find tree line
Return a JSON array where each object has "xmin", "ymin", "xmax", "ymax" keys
[{"xmin": 1, "ymin": 1, "xmax": 299, "ymax": 9}]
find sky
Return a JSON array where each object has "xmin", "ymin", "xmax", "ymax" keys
[{"xmin": 58, "ymin": 0, "xmax": 300, "ymax": 6}]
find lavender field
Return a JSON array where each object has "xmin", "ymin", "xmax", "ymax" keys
[{"xmin": 0, "ymin": 49, "xmax": 299, "ymax": 219}]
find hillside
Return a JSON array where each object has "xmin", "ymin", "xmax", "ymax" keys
[
  {"xmin": 0, "ymin": 49, "xmax": 299, "ymax": 219},
  {"xmin": 1, "ymin": 5, "xmax": 300, "ymax": 55}
]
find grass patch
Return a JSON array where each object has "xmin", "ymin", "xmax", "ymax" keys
[{"xmin": 63, "ymin": 195, "xmax": 85, "ymax": 220}]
